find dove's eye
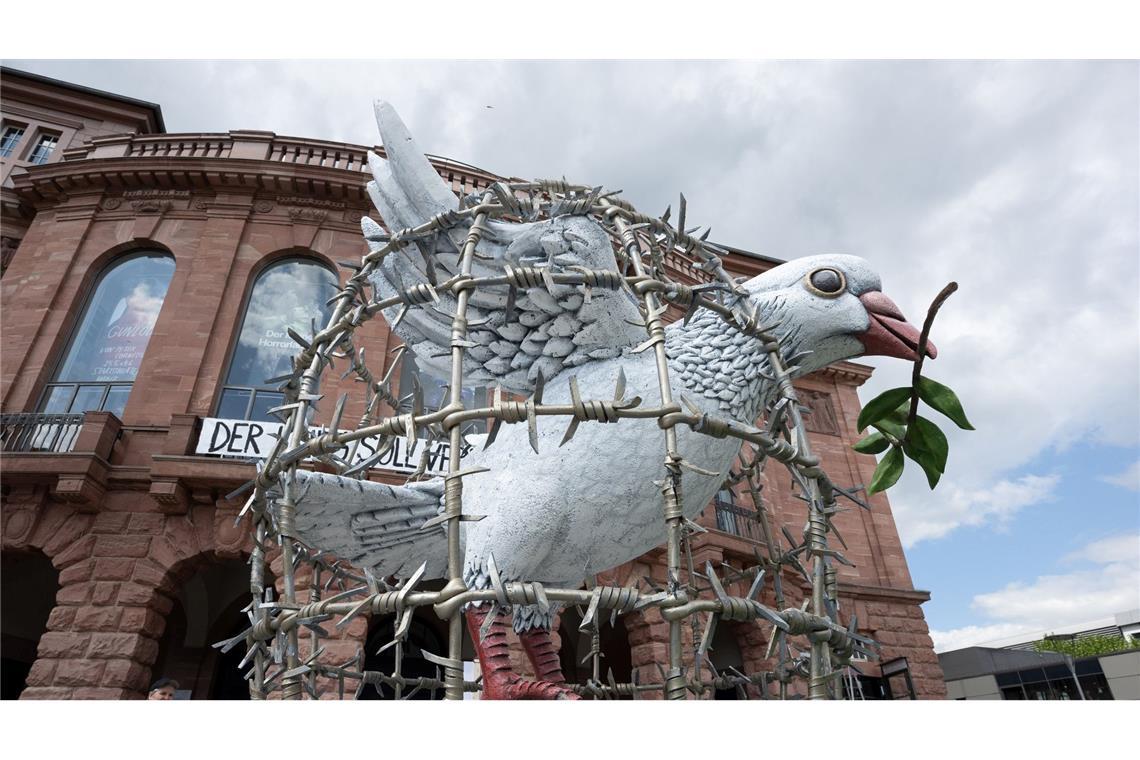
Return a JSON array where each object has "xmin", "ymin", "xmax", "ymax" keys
[{"xmin": 806, "ymin": 268, "xmax": 845, "ymax": 297}]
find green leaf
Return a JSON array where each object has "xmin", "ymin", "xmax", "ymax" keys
[
  {"xmin": 873, "ymin": 418, "xmax": 907, "ymax": 442},
  {"xmin": 902, "ymin": 440, "xmax": 942, "ymax": 489},
  {"xmin": 902, "ymin": 416, "xmax": 949, "ymax": 489},
  {"xmin": 909, "ymin": 415, "xmax": 949, "ymax": 472},
  {"xmin": 917, "ymin": 376, "xmax": 974, "ymax": 430},
  {"xmin": 885, "ymin": 402, "xmax": 911, "ymax": 425},
  {"xmin": 853, "ymin": 432, "xmax": 890, "ymax": 454},
  {"xmin": 857, "ymin": 387, "xmax": 913, "ymax": 433},
  {"xmin": 867, "ymin": 446, "xmax": 904, "ymax": 495}
]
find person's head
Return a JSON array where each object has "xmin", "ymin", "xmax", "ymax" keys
[{"xmin": 148, "ymin": 678, "xmax": 179, "ymax": 700}]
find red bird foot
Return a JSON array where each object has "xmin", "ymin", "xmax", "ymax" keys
[{"xmin": 465, "ymin": 606, "xmax": 580, "ymax": 700}]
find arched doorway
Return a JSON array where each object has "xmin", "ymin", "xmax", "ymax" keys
[
  {"xmin": 708, "ymin": 623, "xmax": 745, "ymax": 700},
  {"xmin": 1, "ymin": 550, "xmax": 60, "ymax": 699},
  {"xmin": 361, "ymin": 610, "xmax": 449, "ymax": 700},
  {"xmin": 558, "ymin": 606, "xmax": 633, "ymax": 697},
  {"xmin": 150, "ymin": 558, "xmax": 259, "ymax": 699}
]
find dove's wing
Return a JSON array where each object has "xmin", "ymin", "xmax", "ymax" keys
[
  {"xmin": 365, "ymin": 101, "xmax": 644, "ymax": 396},
  {"xmin": 293, "ymin": 471, "xmax": 448, "ymax": 578}
]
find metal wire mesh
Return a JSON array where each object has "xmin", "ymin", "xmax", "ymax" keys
[{"xmin": 220, "ymin": 172, "xmax": 880, "ymax": 701}]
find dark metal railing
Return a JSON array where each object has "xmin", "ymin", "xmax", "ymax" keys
[
  {"xmin": 713, "ymin": 499, "xmax": 763, "ymax": 541},
  {"xmin": 0, "ymin": 413, "xmax": 84, "ymax": 453}
]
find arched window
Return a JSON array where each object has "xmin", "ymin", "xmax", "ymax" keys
[
  {"xmin": 216, "ymin": 257, "xmax": 338, "ymax": 422},
  {"xmin": 39, "ymin": 252, "xmax": 175, "ymax": 417}
]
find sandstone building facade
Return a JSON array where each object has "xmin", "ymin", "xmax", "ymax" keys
[{"xmin": 0, "ymin": 67, "xmax": 946, "ymax": 700}]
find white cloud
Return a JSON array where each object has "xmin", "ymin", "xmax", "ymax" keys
[
  {"xmin": 931, "ymin": 531, "xmax": 1140, "ymax": 651},
  {"xmin": 929, "ymin": 623, "xmax": 1041, "ymax": 653},
  {"xmin": 894, "ymin": 474, "xmax": 1060, "ymax": 547},
  {"xmin": 1062, "ymin": 533, "xmax": 1140, "ymax": 566},
  {"xmin": 1100, "ymin": 460, "xmax": 1140, "ymax": 492}
]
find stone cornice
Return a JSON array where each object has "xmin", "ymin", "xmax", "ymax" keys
[
  {"xmin": 817, "ymin": 361, "xmax": 875, "ymax": 385},
  {"xmin": 10, "ymin": 156, "xmax": 378, "ymax": 207},
  {"xmin": 838, "ymin": 581, "xmax": 932, "ymax": 604}
]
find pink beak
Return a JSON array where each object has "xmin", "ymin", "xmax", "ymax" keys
[{"xmin": 858, "ymin": 291, "xmax": 936, "ymax": 362}]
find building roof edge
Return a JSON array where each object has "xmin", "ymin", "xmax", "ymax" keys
[{"xmin": 1, "ymin": 66, "xmax": 166, "ymax": 133}]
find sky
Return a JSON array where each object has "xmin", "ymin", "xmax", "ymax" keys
[{"xmin": 6, "ymin": 58, "xmax": 1138, "ymax": 650}]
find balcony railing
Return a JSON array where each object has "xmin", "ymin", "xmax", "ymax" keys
[
  {"xmin": 124, "ymin": 134, "xmax": 233, "ymax": 160},
  {"xmin": 63, "ymin": 131, "xmax": 501, "ymax": 194},
  {"xmin": 713, "ymin": 499, "xmax": 763, "ymax": 542},
  {"xmin": 0, "ymin": 413, "xmax": 84, "ymax": 453}
]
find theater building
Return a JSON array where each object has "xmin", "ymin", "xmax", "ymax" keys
[{"xmin": 0, "ymin": 67, "xmax": 946, "ymax": 700}]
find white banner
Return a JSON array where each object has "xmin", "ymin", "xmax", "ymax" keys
[{"xmin": 195, "ymin": 417, "xmax": 474, "ymax": 475}]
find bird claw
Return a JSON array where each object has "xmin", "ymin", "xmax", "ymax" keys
[{"xmin": 483, "ymin": 672, "xmax": 580, "ymax": 701}]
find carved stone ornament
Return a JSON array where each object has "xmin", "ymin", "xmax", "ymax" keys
[
  {"xmin": 276, "ymin": 195, "xmax": 346, "ymax": 211},
  {"xmin": 287, "ymin": 207, "xmax": 327, "ymax": 224},
  {"xmin": 800, "ymin": 390, "xmax": 841, "ymax": 436},
  {"xmin": 254, "ymin": 199, "xmax": 275, "ymax": 213},
  {"xmin": 130, "ymin": 199, "xmax": 172, "ymax": 214},
  {"xmin": 99, "ymin": 197, "xmax": 122, "ymax": 211}
]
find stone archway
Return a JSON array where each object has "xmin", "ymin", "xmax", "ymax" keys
[
  {"xmin": 1, "ymin": 550, "xmax": 60, "ymax": 699},
  {"xmin": 361, "ymin": 609, "xmax": 450, "ymax": 700},
  {"xmin": 557, "ymin": 605, "xmax": 634, "ymax": 695},
  {"xmin": 149, "ymin": 555, "xmax": 263, "ymax": 699}
]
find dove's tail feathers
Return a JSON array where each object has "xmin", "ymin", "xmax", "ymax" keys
[{"xmin": 292, "ymin": 470, "xmax": 449, "ymax": 580}]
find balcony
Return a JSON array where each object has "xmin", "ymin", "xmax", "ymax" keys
[
  {"xmin": 0, "ymin": 411, "xmax": 122, "ymax": 510},
  {"xmin": 713, "ymin": 498, "xmax": 763, "ymax": 542},
  {"xmin": 1, "ymin": 412, "xmax": 84, "ymax": 453}
]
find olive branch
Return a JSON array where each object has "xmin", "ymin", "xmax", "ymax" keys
[{"xmin": 852, "ymin": 282, "xmax": 974, "ymax": 494}]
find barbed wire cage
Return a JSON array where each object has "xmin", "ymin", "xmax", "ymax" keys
[{"xmin": 219, "ymin": 171, "xmax": 881, "ymax": 701}]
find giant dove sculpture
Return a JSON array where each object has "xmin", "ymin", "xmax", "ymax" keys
[{"xmin": 288, "ymin": 103, "xmax": 935, "ymax": 699}]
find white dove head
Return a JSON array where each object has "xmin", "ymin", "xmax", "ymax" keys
[{"xmin": 740, "ymin": 253, "xmax": 935, "ymax": 376}]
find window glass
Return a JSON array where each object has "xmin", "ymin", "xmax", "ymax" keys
[
  {"xmin": 28, "ymin": 132, "xmax": 59, "ymax": 165},
  {"xmin": 994, "ymin": 670, "xmax": 1021, "ymax": 687},
  {"xmin": 38, "ymin": 252, "xmax": 174, "ymax": 418},
  {"xmin": 1074, "ymin": 658, "xmax": 1103, "ymax": 676},
  {"xmin": 250, "ymin": 391, "xmax": 285, "ymax": 422},
  {"xmin": 103, "ymin": 386, "xmax": 132, "ymax": 418},
  {"xmin": 41, "ymin": 386, "xmax": 74, "ymax": 414},
  {"xmin": 56, "ymin": 254, "xmax": 174, "ymax": 384},
  {"xmin": 216, "ymin": 388, "xmax": 252, "ymax": 420},
  {"xmin": 219, "ymin": 258, "xmax": 338, "ymax": 422},
  {"xmin": 1, "ymin": 124, "xmax": 26, "ymax": 158},
  {"xmin": 1077, "ymin": 673, "xmax": 1113, "ymax": 700},
  {"xmin": 1049, "ymin": 677, "xmax": 1081, "ymax": 700},
  {"xmin": 1001, "ymin": 685, "xmax": 1026, "ymax": 700},
  {"xmin": 70, "ymin": 385, "xmax": 107, "ymax": 414}
]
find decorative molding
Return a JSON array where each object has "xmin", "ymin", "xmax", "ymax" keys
[
  {"xmin": 53, "ymin": 475, "xmax": 106, "ymax": 513},
  {"xmin": 11, "ymin": 156, "xmax": 376, "ymax": 207},
  {"xmin": 1, "ymin": 508, "xmax": 37, "ymax": 546},
  {"xmin": 130, "ymin": 198, "xmax": 171, "ymax": 214},
  {"xmin": 818, "ymin": 361, "xmax": 874, "ymax": 385},
  {"xmin": 123, "ymin": 189, "xmax": 191, "ymax": 200},
  {"xmin": 799, "ymin": 390, "xmax": 841, "ymax": 436},
  {"xmin": 149, "ymin": 478, "xmax": 190, "ymax": 514},
  {"xmin": 276, "ymin": 195, "xmax": 346, "ymax": 210},
  {"xmin": 253, "ymin": 199, "xmax": 275, "ymax": 213},
  {"xmin": 99, "ymin": 197, "xmax": 122, "ymax": 210},
  {"xmin": 287, "ymin": 207, "xmax": 327, "ymax": 224}
]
